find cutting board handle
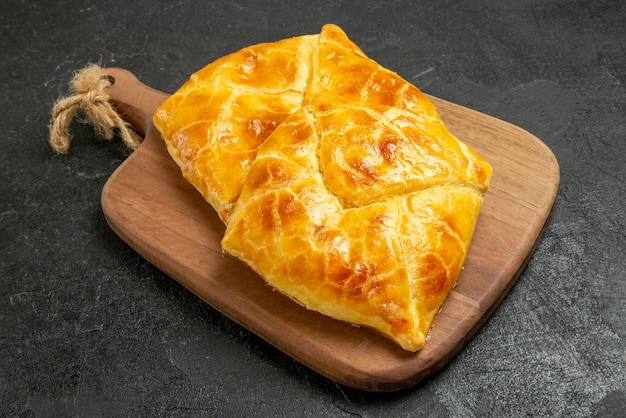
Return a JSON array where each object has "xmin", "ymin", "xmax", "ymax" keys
[{"xmin": 103, "ymin": 67, "xmax": 170, "ymax": 139}]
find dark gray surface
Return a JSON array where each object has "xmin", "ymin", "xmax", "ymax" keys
[{"xmin": 1, "ymin": 0, "xmax": 624, "ymax": 416}]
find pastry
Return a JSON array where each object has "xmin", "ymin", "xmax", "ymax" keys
[{"xmin": 153, "ymin": 24, "xmax": 492, "ymax": 351}]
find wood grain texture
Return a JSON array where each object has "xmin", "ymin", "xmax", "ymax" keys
[{"xmin": 100, "ymin": 68, "xmax": 559, "ymax": 391}]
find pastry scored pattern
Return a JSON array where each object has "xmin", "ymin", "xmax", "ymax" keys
[{"xmin": 154, "ymin": 24, "xmax": 492, "ymax": 351}]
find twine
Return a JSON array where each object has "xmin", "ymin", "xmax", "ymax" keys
[{"xmin": 48, "ymin": 63, "xmax": 143, "ymax": 153}]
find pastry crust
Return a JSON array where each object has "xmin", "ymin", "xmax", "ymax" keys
[{"xmin": 154, "ymin": 24, "xmax": 492, "ymax": 351}]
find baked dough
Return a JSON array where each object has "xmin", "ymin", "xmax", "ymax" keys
[{"xmin": 153, "ymin": 24, "xmax": 492, "ymax": 351}]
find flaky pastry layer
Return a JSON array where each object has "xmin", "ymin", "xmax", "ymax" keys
[{"xmin": 154, "ymin": 24, "xmax": 492, "ymax": 351}]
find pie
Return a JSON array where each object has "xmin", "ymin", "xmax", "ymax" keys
[{"xmin": 153, "ymin": 24, "xmax": 492, "ymax": 351}]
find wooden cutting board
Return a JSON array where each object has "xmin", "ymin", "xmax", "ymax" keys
[{"xmin": 100, "ymin": 67, "xmax": 559, "ymax": 392}]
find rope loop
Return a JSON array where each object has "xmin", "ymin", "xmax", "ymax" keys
[{"xmin": 49, "ymin": 63, "xmax": 142, "ymax": 153}]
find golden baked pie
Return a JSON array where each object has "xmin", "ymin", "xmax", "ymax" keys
[{"xmin": 153, "ymin": 24, "xmax": 492, "ymax": 351}]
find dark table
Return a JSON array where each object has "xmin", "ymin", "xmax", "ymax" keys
[{"xmin": 2, "ymin": 1, "xmax": 624, "ymax": 416}]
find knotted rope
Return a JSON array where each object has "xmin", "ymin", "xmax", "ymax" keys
[{"xmin": 48, "ymin": 63, "xmax": 142, "ymax": 153}]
